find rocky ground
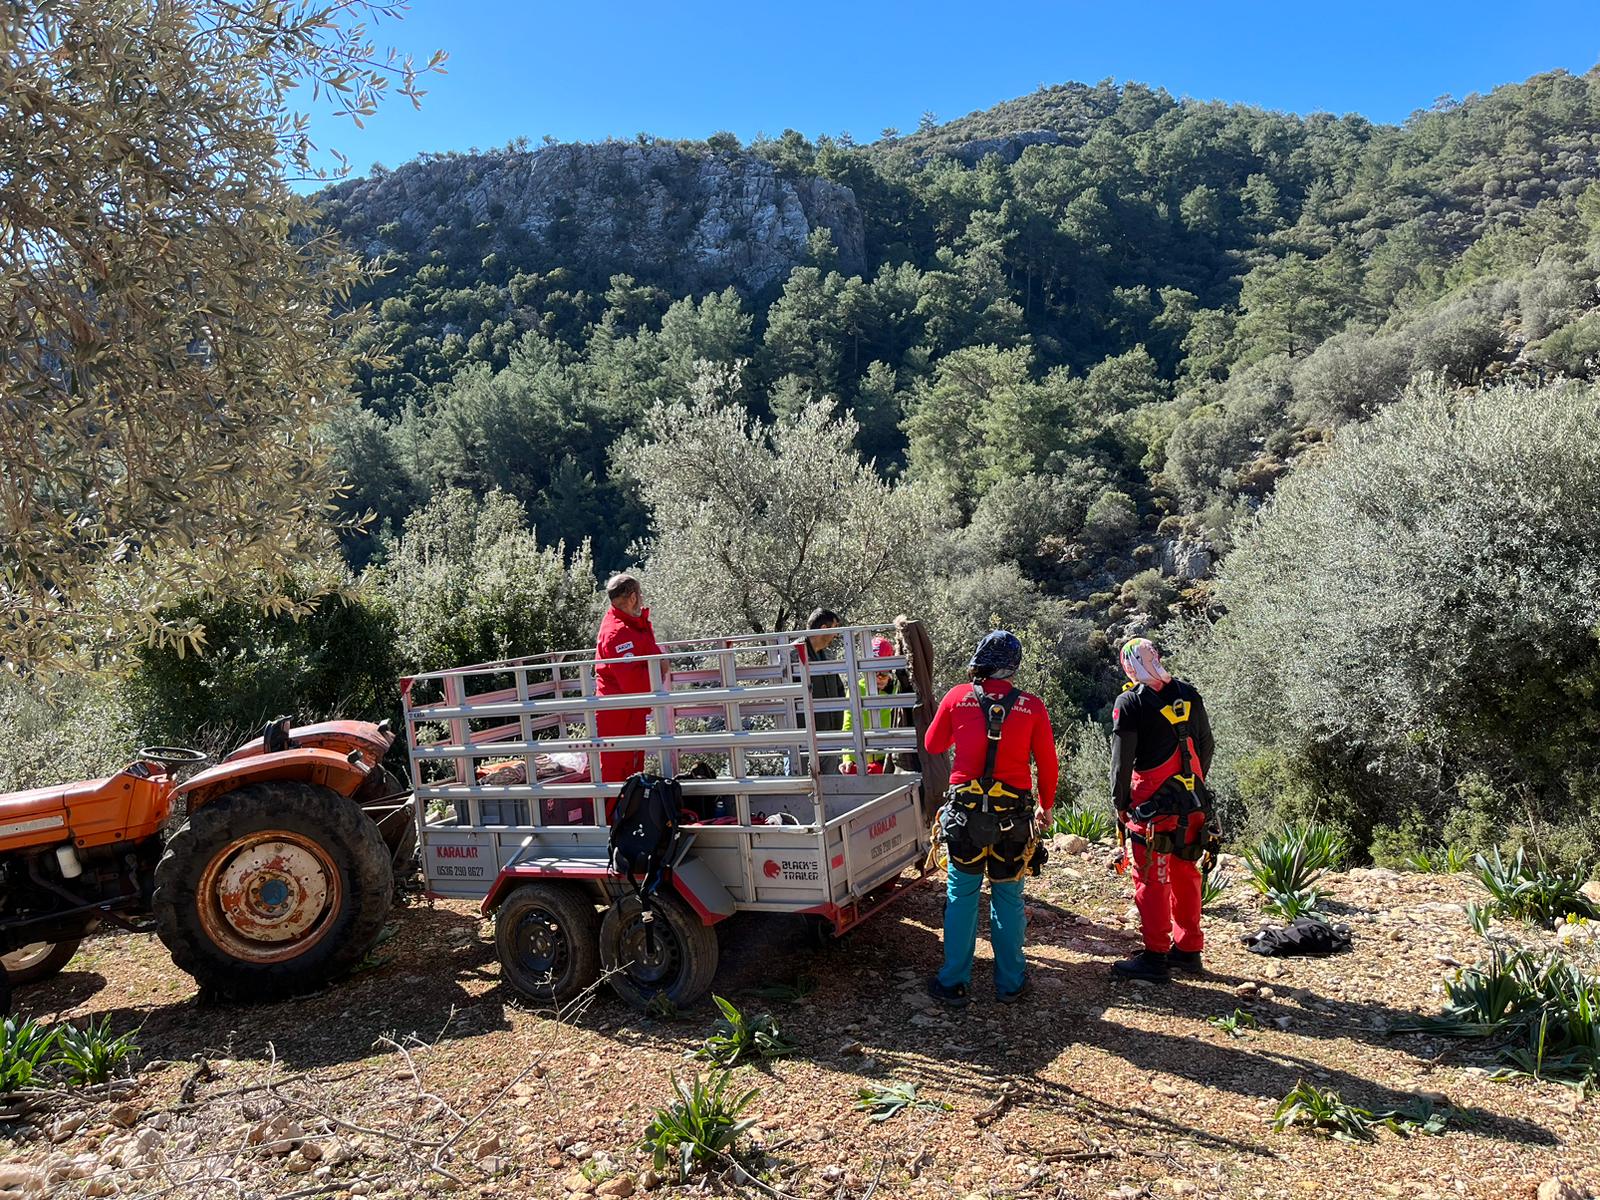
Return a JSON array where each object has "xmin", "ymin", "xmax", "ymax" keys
[{"xmin": 3, "ymin": 844, "xmax": 1597, "ymax": 1200}]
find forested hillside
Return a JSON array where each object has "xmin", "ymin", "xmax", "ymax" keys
[
  {"xmin": 17, "ymin": 66, "xmax": 1599, "ymax": 868},
  {"xmin": 296, "ymin": 67, "xmax": 1600, "ymax": 862}
]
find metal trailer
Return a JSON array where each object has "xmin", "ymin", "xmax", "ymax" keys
[{"xmin": 400, "ymin": 621, "xmax": 940, "ymax": 1009}]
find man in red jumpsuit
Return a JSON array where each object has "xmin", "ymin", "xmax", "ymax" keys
[
  {"xmin": 1109, "ymin": 637, "xmax": 1215, "ymax": 982},
  {"xmin": 594, "ymin": 572, "xmax": 663, "ymax": 783}
]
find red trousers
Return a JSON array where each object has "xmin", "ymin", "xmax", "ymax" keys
[
  {"xmin": 1131, "ymin": 842, "xmax": 1203, "ymax": 954},
  {"xmin": 595, "ymin": 705, "xmax": 647, "ymax": 783}
]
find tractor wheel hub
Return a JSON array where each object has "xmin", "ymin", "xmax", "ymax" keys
[{"xmin": 214, "ymin": 839, "xmax": 331, "ymax": 944}]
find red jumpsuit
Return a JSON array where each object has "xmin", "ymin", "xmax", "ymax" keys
[
  {"xmin": 1110, "ymin": 679, "xmax": 1214, "ymax": 954},
  {"xmin": 594, "ymin": 605, "xmax": 663, "ymax": 783}
]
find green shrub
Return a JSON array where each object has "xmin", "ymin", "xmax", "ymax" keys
[
  {"xmin": 1180, "ymin": 379, "xmax": 1600, "ymax": 863},
  {"xmin": 123, "ymin": 560, "xmax": 398, "ymax": 754},
  {"xmin": 695, "ymin": 996, "xmax": 794, "ymax": 1066},
  {"xmin": 1474, "ymin": 848, "xmax": 1598, "ymax": 927},
  {"xmin": 1049, "ymin": 805, "xmax": 1115, "ymax": 842},
  {"xmin": 641, "ymin": 1072, "xmax": 759, "ymax": 1181},
  {"xmin": 1243, "ymin": 823, "xmax": 1345, "ymax": 905},
  {"xmin": 54, "ymin": 1017, "xmax": 139, "ymax": 1085},
  {"xmin": 0, "ymin": 1015, "xmax": 58, "ymax": 1090},
  {"xmin": 1200, "ymin": 867, "xmax": 1234, "ymax": 909},
  {"xmin": 1272, "ymin": 1081, "xmax": 1449, "ymax": 1142},
  {"xmin": 854, "ymin": 1080, "xmax": 951, "ymax": 1122},
  {"xmin": 1400, "ymin": 940, "xmax": 1600, "ymax": 1089},
  {"xmin": 1060, "ymin": 718, "xmax": 1113, "ymax": 810}
]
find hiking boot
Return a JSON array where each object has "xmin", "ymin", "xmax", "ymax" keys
[
  {"xmin": 927, "ymin": 976, "xmax": 970, "ymax": 1008},
  {"xmin": 996, "ymin": 976, "xmax": 1031, "ymax": 1005},
  {"xmin": 1168, "ymin": 948, "xmax": 1204, "ymax": 975},
  {"xmin": 1111, "ymin": 950, "xmax": 1171, "ymax": 983}
]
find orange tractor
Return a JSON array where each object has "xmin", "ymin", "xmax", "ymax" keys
[{"xmin": 0, "ymin": 718, "xmax": 412, "ymax": 1014}]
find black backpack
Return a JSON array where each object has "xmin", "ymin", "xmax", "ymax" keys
[{"xmin": 608, "ymin": 773, "xmax": 683, "ymax": 903}]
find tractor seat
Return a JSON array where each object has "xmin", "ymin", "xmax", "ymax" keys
[{"xmin": 0, "ymin": 776, "xmax": 116, "ymax": 825}]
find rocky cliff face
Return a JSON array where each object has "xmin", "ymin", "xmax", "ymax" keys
[{"xmin": 321, "ymin": 142, "xmax": 865, "ymax": 294}]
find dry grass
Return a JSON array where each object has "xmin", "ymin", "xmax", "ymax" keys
[{"xmin": 4, "ymin": 852, "xmax": 1597, "ymax": 1200}]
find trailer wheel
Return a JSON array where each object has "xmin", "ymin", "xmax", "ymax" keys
[
  {"xmin": 599, "ymin": 891, "xmax": 718, "ymax": 1010},
  {"xmin": 2, "ymin": 938, "xmax": 83, "ymax": 985},
  {"xmin": 494, "ymin": 884, "xmax": 601, "ymax": 1006},
  {"xmin": 153, "ymin": 780, "xmax": 392, "ymax": 1001}
]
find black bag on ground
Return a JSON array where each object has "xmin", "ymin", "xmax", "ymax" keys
[
  {"xmin": 608, "ymin": 773, "xmax": 683, "ymax": 901},
  {"xmin": 1243, "ymin": 917, "xmax": 1353, "ymax": 956}
]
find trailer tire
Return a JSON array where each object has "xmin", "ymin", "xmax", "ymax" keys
[
  {"xmin": 494, "ymin": 884, "xmax": 601, "ymax": 1007},
  {"xmin": 153, "ymin": 781, "xmax": 392, "ymax": 1001},
  {"xmin": 3, "ymin": 937, "xmax": 84, "ymax": 985},
  {"xmin": 599, "ymin": 892, "xmax": 718, "ymax": 1010}
]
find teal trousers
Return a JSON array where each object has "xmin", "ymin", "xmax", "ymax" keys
[{"xmin": 937, "ymin": 863, "xmax": 1027, "ymax": 995}]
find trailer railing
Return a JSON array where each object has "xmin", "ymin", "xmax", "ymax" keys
[{"xmin": 401, "ymin": 624, "xmax": 922, "ymax": 832}]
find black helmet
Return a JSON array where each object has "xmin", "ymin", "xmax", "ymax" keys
[{"xmin": 967, "ymin": 630, "xmax": 1022, "ymax": 679}]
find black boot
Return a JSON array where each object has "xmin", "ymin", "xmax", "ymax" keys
[
  {"xmin": 1111, "ymin": 949, "xmax": 1171, "ymax": 982},
  {"xmin": 1168, "ymin": 948, "xmax": 1204, "ymax": 975}
]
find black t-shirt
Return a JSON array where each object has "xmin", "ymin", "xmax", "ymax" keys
[{"xmin": 1109, "ymin": 679, "xmax": 1213, "ymax": 809}]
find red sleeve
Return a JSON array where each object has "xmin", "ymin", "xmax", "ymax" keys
[
  {"xmin": 1031, "ymin": 703, "xmax": 1059, "ymax": 812},
  {"xmin": 925, "ymin": 687, "xmax": 957, "ymax": 755},
  {"xmin": 639, "ymin": 620, "xmax": 663, "ymax": 659}
]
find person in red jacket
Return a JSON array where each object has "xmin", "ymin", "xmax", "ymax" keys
[
  {"xmin": 594, "ymin": 572, "xmax": 664, "ymax": 784},
  {"xmin": 1109, "ymin": 637, "xmax": 1215, "ymax": 982},
  {"xmin": 924, "ymin": 630, "xmax": 1058, "ymax": 1005}
]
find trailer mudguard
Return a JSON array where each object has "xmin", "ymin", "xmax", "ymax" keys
[{"xmin": 480, "ymin": 855, "xmax": 734, "ymax": 926}]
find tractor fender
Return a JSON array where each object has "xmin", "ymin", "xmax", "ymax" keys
[
  {"xmin": 225, "ymin": 720, "xmax": 394, "ymax": 768},
  {"xmin": 176, "ymin": 749, "xmax": 371, "ymax": 810}
]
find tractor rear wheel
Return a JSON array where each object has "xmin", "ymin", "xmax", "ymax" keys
[
  {"xmin": 153, "ymin": 780, "xmax": 392, "ymax": 1001},
  {"xmin": 599, "ymin": 891, "xmax": 718, "ymax": 1010},
  {"xmin": 355, "ymin": 766, "xmax": 416, "ymax": 873},
  {"xmin": 2, "ymin": 937, "xmax": 83, "ymax": 985}
]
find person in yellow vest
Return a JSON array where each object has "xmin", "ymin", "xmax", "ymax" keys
[{"xmin": 841, "ymin": 636, "xmax": 901, "ymax": 774}]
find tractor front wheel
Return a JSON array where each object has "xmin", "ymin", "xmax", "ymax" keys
[
  {"xmin": 153, "ymin": 781, "xmax": 392, "ymax": 1001},
  {"xmin": 2, "ymin": 937, "xmax": 83, "ymax": 985}
]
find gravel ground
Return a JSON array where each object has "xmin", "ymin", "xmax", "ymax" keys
[{"xmin": 3, "ymin": 847, "xmax": 1597, "ymax": 1200}]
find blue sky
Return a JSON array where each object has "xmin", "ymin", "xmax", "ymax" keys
[{"xmin": 303, "ymin": 1, "xmax": 1600, "ymax": 178}]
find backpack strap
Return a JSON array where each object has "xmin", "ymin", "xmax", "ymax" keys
[{"xmin": 971, "ymin": 682, "xmax": 1022, "ymax": 800}]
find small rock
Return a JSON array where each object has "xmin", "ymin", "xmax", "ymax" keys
[
  {"xmin": 839, "ymin": 1040, "xmax": 865, "ymax": 1056},
  {"xmin": 596, "ymin": 1178, "xmax": 636, "ymax": 1198},
  {"xmin": 49, "ymin": 1111, "xmax": 87, "ymax": 1142},
  {"xmin": 1052, "ymin": 834, "xmax": 1089, "ymax": 856},
  {"xmin": 1257, "ymin": 987, "xmax": 1276, "ymax": 1000},
  {"xmin": 820, "ymin": 1165, "xmax": 845, "ymax": 1183},
  {"xmin": 1150, "ymin": 1079, "xmax": 1180, "ymax": 1097},
  {"xmin": 567, "ymin": 1141, "xmax": 593, "ymax": 1160},
  {"xmin": 1536, "ymin": 1181, "xmax": 1585, "ymax": 1200},
  {"xmin": 1262, "ymin": 962, "xmax": 1287, "ymax": 979},
  {"xmin": 1272, "ymin": 1016, "xmax": 1293, "ymax": 1030},
  {"xmin": 85, "ymin": 1172, "xmax": 118, "ymax": 1199},
  {"xmin": 1232, "ymin": 982, "xmax": 1257, "ymax": 998},
  {"xmin": 313, "ymin": 1166, "xmax": 332, "ymax": 1182},
  {"xmin": 479, "ymin": 1156, "xmax": 508, "ymax": 1174},
  {"xmin": 297, "ymin": 1140, "xmax": 324, "ymax": 1163},
  {"xmin": 1578, "ymin": 881, "xmax": 1600, "ymax": 908},
  {"xmin": 284, "ymin": 1153, "xmax": 316, "ymax": 1175},
  {"xmin": 638, "ymin": 1168, "xmax": 663, "ymax": 1190},
  {"xmin": 475, "ymin": 1134, "xmax": 502, "ymax": 1160},
  {"xmin": 0, "ymin": 1164, "xmax": 48, "ymax": 1197},
  {"xmin": 349, "ymin": 1185, "xmax": 372, "ymax": 1197},
  {"xmin": 1413, "ymin": 1089, "xmax": 1450, "ymax": 1107},
  {"xmin": 1169, "ymin": 1182, "xmax": 1198, "ymax": 1197},
  {"xmin": 563, "ymin": 1171, "xmax": 596, "ymax": 1194}
]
